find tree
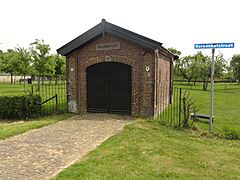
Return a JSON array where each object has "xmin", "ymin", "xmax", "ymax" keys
[
  {"xmin": 51, "ymin": 54, "xmax": 66, "ymax": 84},
  {"xmin": 230, "ymin": 54, "xmax": 240, "ymax": 82},
  {"xmin": 194, "ymin": 51, "xmax": 211, "ymax": 91},
  {"xmin": 0, "ymin": 49, "xmax": 19, "ymax": 83},
  {"xmin": 30, "ymin": 39, "xmax": 54, "ymax": 88},
  {"xmin": 188, "ymin": 57, "xmax": 202, "ymax": 85},
  {"xmin": 175, "ymin": 55, "xmax": 197, "ymax": 84},
  {"xmin": 168, "ymin": 47, "xmax": 181, "ymax": 56},
  {"xmin": 214, "ymin": 52, "xmax": 227, "ymax": 79},
  {"xmin": 175, "ymin": 51, "xmax": 226, "ymax": 91},
  {"xmin": 168, "ymin": 48, "xmax": 182, "ymax": 79},
  {"xmin": 190, "ymin": 51, "xmax": 227, "ymax": 91},
  {"xmin": 224, "ymin": 64, "xmax": 234, "ymax": 81},
  {"xmin": 0, "ymin": 50, "xmax": 4, "ymax": 72},
  {"xmin": 15, "ymin": 47, "xmax": 33, "ymax": 87}
]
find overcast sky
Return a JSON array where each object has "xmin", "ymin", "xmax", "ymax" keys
[{"xmin": 0, "ymin": 0, "xmax": 239, "ymax": 60}]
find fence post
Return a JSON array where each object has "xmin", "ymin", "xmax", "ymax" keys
[
  {"xmin": 56, "ymin": 94, "xmax": 58, "ymax": 113},
  {"xmin": 174, "ymin": 88, "xmax": 177, "ymax": 125},
  {"xmin": 178, "ymin": 88, "xmax": 182, "ymax": 127}
]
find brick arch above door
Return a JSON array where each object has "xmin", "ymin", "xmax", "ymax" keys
[
  {"xmin": 78, "ymin": 55, "xmax": 140, "ymax": 116},
  {"xmin": 85, "ymin": 55, "xmax": 133, "ymax": 68}
]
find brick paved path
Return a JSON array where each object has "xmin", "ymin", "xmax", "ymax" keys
[{"xmin": 0, "ymin": 114, "xmax": 133, "ymax": 180}]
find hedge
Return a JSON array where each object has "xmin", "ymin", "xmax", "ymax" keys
[{"xmin": 0, "ymin": 95, "xmax": 42, "ymax": 120}]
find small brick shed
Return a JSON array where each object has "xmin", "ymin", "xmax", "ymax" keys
[{"xmin": 57, "ymin": 19, "xmax": 177, "ymax": 117}]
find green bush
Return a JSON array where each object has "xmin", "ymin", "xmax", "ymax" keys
[{"xmin": 0, "ymin": 95, "xmax": 42, "ymax": 120}]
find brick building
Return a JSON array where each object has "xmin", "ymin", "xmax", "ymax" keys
[{"xmin": 57, "ymin": 19, "xmax": 177, "ymax": 117}]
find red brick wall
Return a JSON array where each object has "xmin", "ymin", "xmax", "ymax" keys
[
  {"xmin": 154, "ymin": 50, "xmax": 172, "ymax": 116},
  {"xmin": 66, "ymin": 52, "xmax": 78, "ymax": 112},
  {"xmin": 66, "ymin": 33, "xmax": 171, "ymax": 117},
  {"xmin": 142, "ymin": 53, "xmax": 155, "ymax": 116}
]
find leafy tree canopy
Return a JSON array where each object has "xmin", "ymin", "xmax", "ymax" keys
[
  {"xmin": 30, "ymin": 39, "xmax": 55, "ymax": 77},
  {"xmin": 230, "ymin": 54, "xmax": 240, "ymax": 80}
]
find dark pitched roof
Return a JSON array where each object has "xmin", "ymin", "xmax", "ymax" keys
[{"xmin": 57, "ymin": 19, "xmax": 165, "ymax": 56}]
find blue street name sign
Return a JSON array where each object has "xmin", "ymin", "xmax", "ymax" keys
[{"xmin": 194, "ymin": 43, "xmax": 234, "ymax": 49}]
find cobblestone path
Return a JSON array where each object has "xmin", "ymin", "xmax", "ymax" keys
[{"xmin": 0, "ymin": 114, "xmax": 133, "ymax": 180}]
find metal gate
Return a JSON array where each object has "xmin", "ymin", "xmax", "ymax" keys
[{"xmin": 87, "ymin": 62, "xmax": 132, "ymax": 114}]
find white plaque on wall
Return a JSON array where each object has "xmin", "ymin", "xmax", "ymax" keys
[{"xmin": 96, "ymin": 42, "xmax": 120, "ymax": 51}]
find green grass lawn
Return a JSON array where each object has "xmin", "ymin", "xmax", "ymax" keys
[
  {"xmin": 174, "ymin": 82, "xmax": 240, "ymax": 137},
  {"xmin": 0, "ymin": 83, "xmax": 28, "ymax": 96},
  {"xmin": 54, "ymin": 120, "xmax": 240, "ymax": 179},
  {"xmin": 0, "ymin": 114, "xmax": 72, "ymax": 140}
]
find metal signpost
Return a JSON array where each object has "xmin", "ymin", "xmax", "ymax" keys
[{"xmin": 194, "ymin": 42, "xmax": 234, "ymax": 131}]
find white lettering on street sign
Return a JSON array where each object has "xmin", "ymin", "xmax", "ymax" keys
[{"xmin": 194, "ymin": 43, "xmax": 234, "ymax": 49}]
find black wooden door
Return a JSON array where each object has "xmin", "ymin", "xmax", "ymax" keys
[{"xmin": 87, "ymin": 62, "xmax": 131, "ymax": 114}]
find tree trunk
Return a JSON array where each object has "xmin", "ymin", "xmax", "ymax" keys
[
  {"xmin": 55, "ymin": 75, "xmax": 58, "ymax": 85},
  {"xmin": 203, "ymin": 80, "xmax": 206, "ymax": 91},
  {"xmin": 202, "ymin": 79, "xmax": 208, "ymax": 91},
  {"xmin": 37, "ymin": 76, "xmax": 40, "ymax": 91},
  {"xmin": 11, "ymin": 73, "xmax": 13, "ymax": 84},
  {"xmin": 41, "ymin": 76, "xmax": 44, "ymax": 85},
  {"xmin": 24, "ymin": 75, "xmax": 26, "ymax": 88},
  {"xmin": 205, "ymin": 80, "xmax": 209, "ymax": 91},
  {"xmin": 187, "ymin": 79, "xmax": 191, "ymax": 85}
]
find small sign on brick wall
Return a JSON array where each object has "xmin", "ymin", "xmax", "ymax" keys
[{"xmin": 96, "ymin": 42, "xmax": 120, "ymax": 51}]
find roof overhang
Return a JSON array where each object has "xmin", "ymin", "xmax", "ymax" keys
[{"xmin": 57, "ymin": 19, "xmax": 163, "ymax": 56}]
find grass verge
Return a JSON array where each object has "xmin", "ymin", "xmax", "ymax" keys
[
  {"xmin": 174, "ymin": 82, "xmax": 240, "ymax": 139},
  {"xmin": 0, "ymin": 114, "xmax": 72, "ymax": 140},
  {"xmin": 54, "ymin": 120, "xmax": 240, "ymax": 179}
]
